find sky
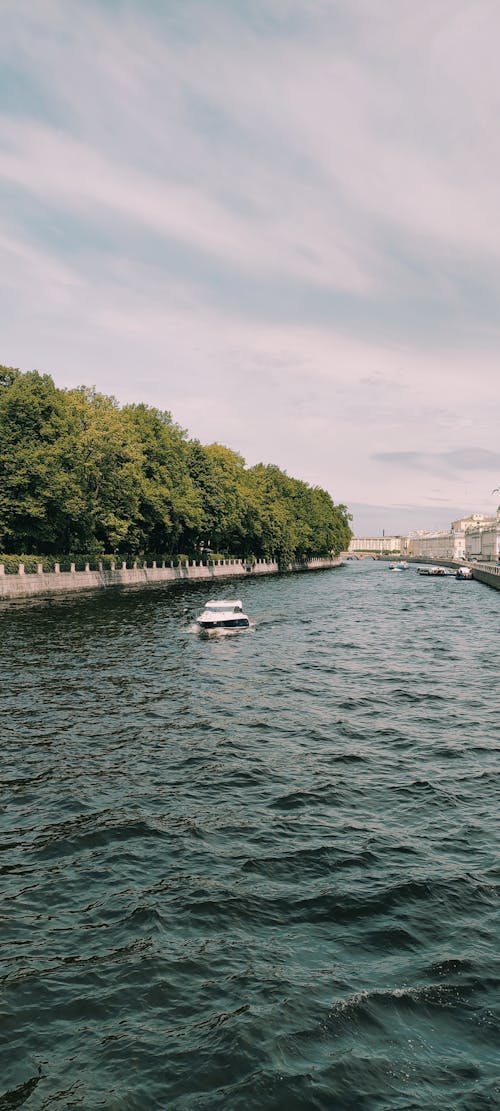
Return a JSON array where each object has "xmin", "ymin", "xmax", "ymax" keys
[{"xmin": 1, "ymin": 0, "xmax": 500, "ymax": 536}]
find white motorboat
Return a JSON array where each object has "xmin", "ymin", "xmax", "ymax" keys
[
  {"xmin": 195, "ymin": 599, "xmax": 250, "ymax": 631},
  {"xmin": 456, "ymin": 566, "xmax": 473, "ymax": 580},
  {"xmin": 389, "ymin": 561, "xmax": 409, "ymax": 571}
]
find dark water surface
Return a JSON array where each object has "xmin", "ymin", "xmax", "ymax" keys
[{"xmin": 1, "ymin": 561, "xmax": 499, "ymax": 1110}]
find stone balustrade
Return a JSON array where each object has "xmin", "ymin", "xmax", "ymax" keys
[
  {"xmin": 471, "ymin": 562, "xmax": 500, "ymax": 590},
  {"xmin": 0, "ymin": 556, "xmax": 343, "ymax": 600}
]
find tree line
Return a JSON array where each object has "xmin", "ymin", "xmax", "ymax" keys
[{"xmin": 0, "ymin": 366, "xmax": 352, "ymax": 565}]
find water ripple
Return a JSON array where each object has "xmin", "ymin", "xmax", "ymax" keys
[{"xmin": 0, "ymin": 564, "xmax": 499, "ymax": 1109}]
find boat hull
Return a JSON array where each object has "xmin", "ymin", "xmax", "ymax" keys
[{"xmin": 196, "ymin": 618, "xmax": 250, "ymax": 629}]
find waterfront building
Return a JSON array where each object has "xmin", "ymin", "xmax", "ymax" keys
[
  {"xmin": 407, "ymin": 510, "xmax": 500, "ymax": 562},
  {"xmin": 465, "ymin": 509, "xmax": 500, "ymax": 561},
  {"xmin": 348, "ymin": 536, "xmax": 404, "ymax": 554},
  {"xmin": 408, "ymin": 530, "xmax": 465, "ymax": 561},
  {"xmin": 451, "ymin": 513, "xmax": 495, "ymax": 531}
]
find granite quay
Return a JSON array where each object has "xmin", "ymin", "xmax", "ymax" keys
[{"xmin": 0, "ymin": 556, "xmax": 343, "ymax": 601}]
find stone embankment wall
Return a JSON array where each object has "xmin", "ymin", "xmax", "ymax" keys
[
  {"xmin": 0, "ymin": 556, "xmax": 343, "ymax": 601},
  {"xmin": 408, "ymin": 556, "xmax": 500, "ymax": 592},
  {"xmin": 470, "ymin": 563, "xmax": 500, "ymax": 591}
]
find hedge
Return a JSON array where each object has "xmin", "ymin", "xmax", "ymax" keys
[{"xmin": 0, "ymin": 553, "xmax": 231, "ymax": 574}]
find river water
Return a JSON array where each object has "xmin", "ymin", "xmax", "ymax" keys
[{"xmin": 1, "ymin": 561, "xmax": 499, "ymax": 1110}]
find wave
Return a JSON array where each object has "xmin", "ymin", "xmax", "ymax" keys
[
  {"xmin": 33, "ymin": 815, "xmax": 166, "ymax": 856},
  {"xmin": 155, "ymin": 874, "xmax": 499, "ymax": 931},
  {"xmin": 241, "ymin": 844, "xmax": 378, "ymax": 880}
]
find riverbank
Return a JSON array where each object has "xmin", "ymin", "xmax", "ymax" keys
[
  {"xmin": 470, "ymin": 563, "xmax": 500, "ymax": 591},
  {"xmin": 408, "ymin": 556, "xmax": 500, "ymax": 591},
  {"xmin": 0, "ymin": 555, "xmax": 343, "ymax": 601}
]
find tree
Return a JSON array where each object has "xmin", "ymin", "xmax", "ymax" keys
[
  {"xmin": 0, "ymin": 368, "xmax": 84, "ymax": 552},
  {"xmin": 124, "ymin": 403, "xmax": 203, "ymax": 554},
  {"xmin": 185, "ymin": 441, "xmax": 247, "ymax": 555},
  {"xmin": 62, "ymin": 387, "xmax": 144, "ymax": 552},
  {"xmin": 0, "ymin": 366, "xmax": 352, "ymax": 559}
]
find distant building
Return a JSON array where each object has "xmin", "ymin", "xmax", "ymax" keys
[
  {"xmin": 451, "ymin": 513, "xmax": 495, "ymax": 532},
  {"xmin": 349, "ymin": 536, "xmax": 404, "ymax": 553},
  {"xmin": 408, "ymin": 530, "xmax": 465, "ymax": 561},
  {"xmin": 465, "ymin": 509, "xmax": 500, "ymax": 561},
  {"xmin": 407, "ymin": 510, "xmax": 500, "ymax": 562}
]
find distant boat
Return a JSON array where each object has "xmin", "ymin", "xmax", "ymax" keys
[
  {"xmin": 195, "ymin": 599, "xmax": 251, "ymax": 631},
  {"xmin": 389, "ymin": 561, "xmax": 409, "ymax": 571},
  {"xmin": 417, "ymin": 566, "xmax": 453, "ymax": 577},
  {"xmin": 456, "ymin": 566, "xmax": 473, "ymax": 580}
]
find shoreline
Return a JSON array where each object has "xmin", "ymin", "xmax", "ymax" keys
[
  {"xmin": 0, "ymin": 555, "xmax": 344, "ymax": 602},
  {"xmin": 407, "ymin": 556, "xmax": 500, "ymax": 591}
]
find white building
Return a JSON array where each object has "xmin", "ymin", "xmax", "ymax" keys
[
  {"xmin": 348, "ymin": 536, "xmax": 404, "ymax": 554},
  {"xmin": 408, "ymin": 530, "xmax": 465, "ymax": 561},
  {"xmin": 465, "ymin": 510, "xmax": 500, "ymax": 561},
  {"xmin": 407, "ymin": 510, "xmax": 500, "ymax": 563},
  {"xmin": 451, "ymin": 513, "xmax": 495, "ymax": 532}
]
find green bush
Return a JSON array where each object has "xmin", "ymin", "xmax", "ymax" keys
[
  {"xmin": 1, "ymin": 554, "xmax": 40, "ymax": 574},
  {"xmin": 0, "ymin": 550, "xmax": 256, "ymax": 574},
  {"xmin": 0, "ymin": 553, "xmax": 101, "ymax": 573},
  {"xmin": 0, "ymin": 552, "xmax": 186, "ymax": 573}
]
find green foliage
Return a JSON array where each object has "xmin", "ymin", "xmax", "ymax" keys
[
  {"xmin": 0, "ymin": 368, "xmax": 80, "ymax": 552},
  {"xmin": 0, "ymin": 553, "xmax": 117, "ymax": 572},
  {"xmin": 0, "ymin": 366, "xmax": 352, "ymax": 561},
  {"xmin": 123, "ymin": 403, "xmax": 203, "ymax": 554},
  {"xmin": 1, "ymin": 554, "xmax": 43, "ymax": 574}
]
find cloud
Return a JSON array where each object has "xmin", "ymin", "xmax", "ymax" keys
[
  {"xmin": 373, "ymin": 449, "xmax": 500, "ymax": 472},
  {"xmin": 1, "ymin": 0, "xmax": 500, "ymax": 530},
  {"xmin": 444, "ymin": 449, "xmax": 500, "ymax": 471},
  {"xmin": 4, "ymin": 0, "xmax": 500, "ymax": 337}
]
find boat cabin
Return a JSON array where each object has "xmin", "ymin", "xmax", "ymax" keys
[{"xmin": 202, "ymin": 600, "xmax": 243, "ymax": 612}]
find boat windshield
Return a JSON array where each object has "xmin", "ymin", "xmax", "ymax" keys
[{"xmin": 204, "ymin": 601, "xmax": 242, "ymax": 612}]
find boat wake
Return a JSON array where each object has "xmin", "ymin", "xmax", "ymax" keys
[{"xmin": 188, "ymin": 621, "xmax": 255, "ymax": 637}]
